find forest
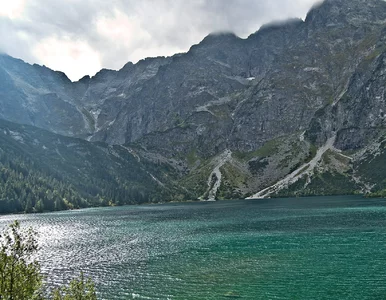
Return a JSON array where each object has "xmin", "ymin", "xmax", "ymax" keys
[{"xmin": 0, "ymin": 119, "xmax": 186, "ymax": 214}]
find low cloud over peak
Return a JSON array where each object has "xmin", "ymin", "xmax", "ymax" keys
[{"xmin": 0, "ymin": 0, "xmax": 319, "ymax": 81}]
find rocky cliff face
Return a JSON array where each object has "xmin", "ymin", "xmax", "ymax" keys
[{"xmin": 2, "ymin": 0, "xmax": 386, "ymax": 200}]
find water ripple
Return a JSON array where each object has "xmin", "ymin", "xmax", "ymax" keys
[{"xmin": 0, "ymin": 196, "xmax": 386, "ymax": 299}]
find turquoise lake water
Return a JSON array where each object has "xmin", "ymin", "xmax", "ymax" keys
[{"xmin": 1, "ymin": 196, "xmax": 386, "ymax": 299}]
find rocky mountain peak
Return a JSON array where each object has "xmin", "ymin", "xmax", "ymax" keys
[
  {"xmin": 198, "ymin": 32, "xmax": 241, "ymax": 47},
  {"xmin": 257, "ymin": 18, "xmax": 304, "ymax": 33},
  {"xmin": 306, "ymin": 0, "xmax": 386, "ymax": 28}
]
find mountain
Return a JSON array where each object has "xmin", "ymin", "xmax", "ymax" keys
[
  {"xmin": 2, "ymin": 0, "xmax": 386, "ymax": 209},
  {"xmin": 0, "ymin": 118, "xmax": 189, "ymax": 213}
]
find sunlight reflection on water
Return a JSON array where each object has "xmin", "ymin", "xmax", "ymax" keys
[{"xmin": 1, "ymin": 196, "xmax": 386, "ymax": 299}]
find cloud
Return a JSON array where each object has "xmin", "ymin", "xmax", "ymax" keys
[
  {"xmin": 0, "ymin": 0, "xmax": 25, "ymax": 19},
  {"xmin": 32, "ymin": 36, "xmax": 102, "ymax": 81},
  {"xmin": 0, "ymin": 0, "xmax": 320, "ymax": 81}
]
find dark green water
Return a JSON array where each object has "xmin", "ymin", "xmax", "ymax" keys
[{"xmin": 1, "ymin": 196, "xmax": 386, "ymax": 299}]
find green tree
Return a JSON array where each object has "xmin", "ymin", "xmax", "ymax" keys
[
  {"xmin": 51, "ymin": 272, "xmax": 97, "ymax": 300},
  {"xmin": 25, "ymin": 197, "xmax": 33, "ymax": 213},
  {"xmin": 0, "ymin": 221, "xmax": 98, "ymax": 300},
  {"xmin": 35, "ymin": 199, "xmax": 44, "ymax": 213},
  {"xmin": 0, "ymin": 220, "xmax": 43, "ymax": 299}
]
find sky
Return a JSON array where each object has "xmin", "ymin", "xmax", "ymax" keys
[{"xmin": 0, "ymin": 0, "xmax": 321, "ymax": 81}]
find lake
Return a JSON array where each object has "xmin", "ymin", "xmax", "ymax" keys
[{"xmin": 1, "ymin": 196, "xmax": 386, "ymax": 299}]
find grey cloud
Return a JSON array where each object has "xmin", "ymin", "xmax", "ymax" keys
[{"xmin": 0, "ymin": 0, "xmax": 320, "ymax": 80}]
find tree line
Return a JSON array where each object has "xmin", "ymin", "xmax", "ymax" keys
[{"xmin": 0, "ymin": 145, "xmax": 175, "ymax": 214}]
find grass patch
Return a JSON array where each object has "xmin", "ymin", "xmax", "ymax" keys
[
  {"xmin": 186, "ymin": 149, "xmax": 199, "ymax": 167},
  {"xmin": 233, "ymin": 139, "xmax": 280, "ymax": 161},
  {"xmin": 305, "ymin": 144, "xmax": 318, "ymax": 163}
]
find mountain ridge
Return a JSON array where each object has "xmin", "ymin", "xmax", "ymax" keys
[{"xmin": 2, "ymin": 0, "xmax": 386, "ymax": 210}]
